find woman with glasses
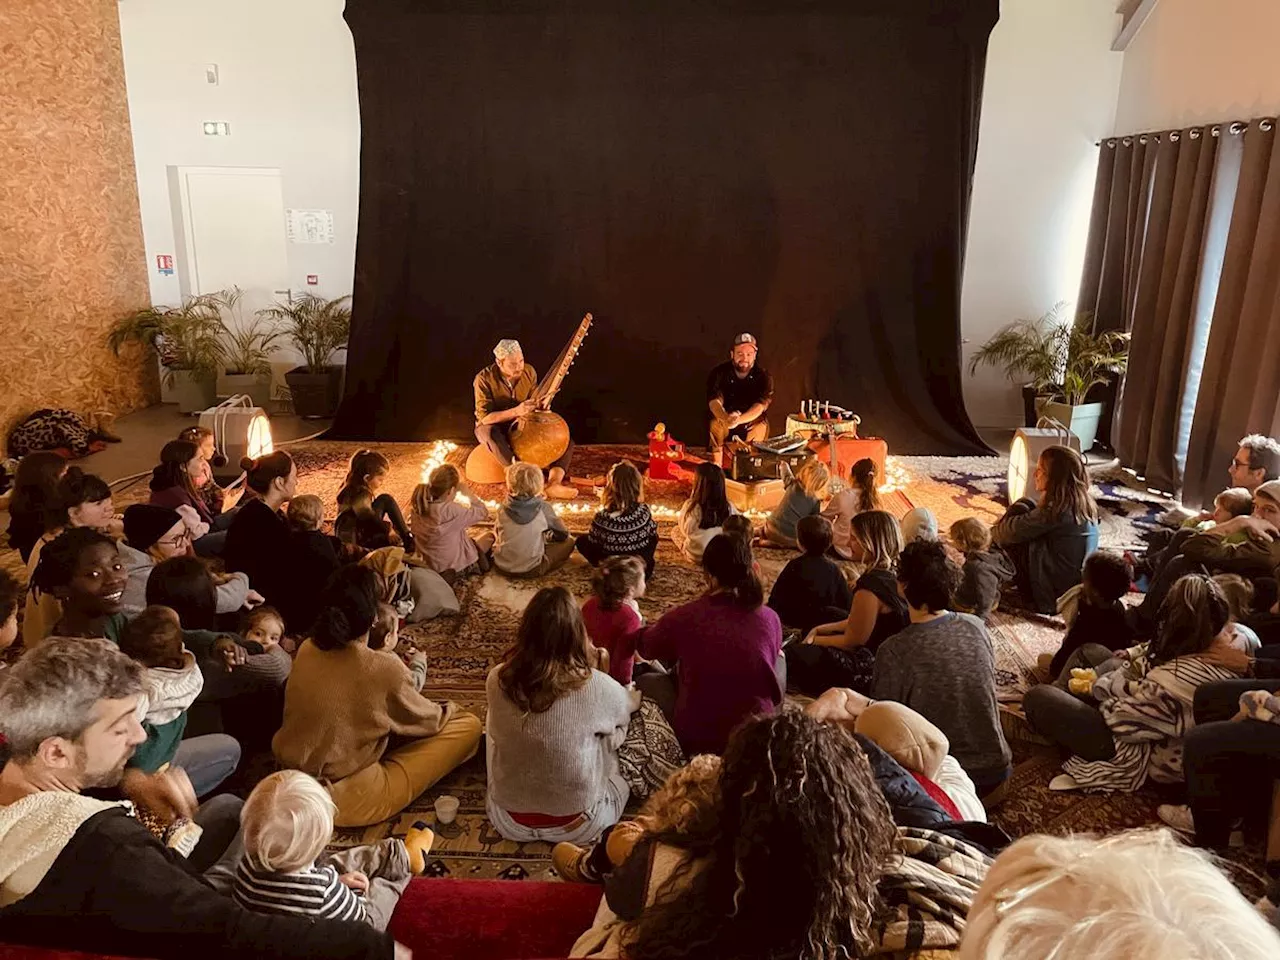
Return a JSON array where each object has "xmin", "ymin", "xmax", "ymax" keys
[{"xmin": 119, "ymin": 504, "xmax": 261, "ymax": 619}]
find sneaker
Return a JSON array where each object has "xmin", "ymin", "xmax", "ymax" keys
[
  {"xmin": 552, "ymin": 842, "xmax": 600, "ymax": 884},
  {"xmin": 1048, "ymin": 773, "xmax": 1081, "ymax": 792},
  {"xmin": 1158, "ymin": 803, "xmax": 1195, "ymax": 834}
]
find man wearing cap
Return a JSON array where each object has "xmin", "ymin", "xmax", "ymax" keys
[
  {"xmin": 706, "ymin": 333, "xmax": 774, "ymax": 465},
  {"xmin": 474, "ymin": 339, "xmax": 576, "ymax": 499}
]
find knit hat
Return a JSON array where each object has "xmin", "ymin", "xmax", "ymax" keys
[
  {"xmin": 123, "ymin": 504, "xmax": 182, "ymax": 551},
  {"xmin": 493, "ymin": 339, "xmax": 522, "ymax": 360},
  {"xmin": 1256, "ymin": 479, "xmax": 1280, "ymax": 507},
  {"xmin": 901, "ymin": 507, "xmax": 939, "ymax": 544}
]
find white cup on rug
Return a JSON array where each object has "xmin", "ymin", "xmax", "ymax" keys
[{"xmin": 434, "ymin": 795, "xmax": 460, "ymax": 825}]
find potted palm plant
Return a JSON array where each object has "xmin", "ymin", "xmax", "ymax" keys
[
  {"xmin": 108, "ymin": 295, "xmax": 227, "ymax": 413},
  {"xmin": 969, "ymin": 303, "xmax": 1129, "ymax": 451},
  {"xmin": 260, "ymin": 293, "xmax": 352, "ymax": 418},
  {"xmin": 217, "ymin": 288, "xmax": 284, "ymax": 409}
]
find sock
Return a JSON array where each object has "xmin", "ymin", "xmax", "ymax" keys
[{"xmin": 405, "ymin": 821, "xmax": 435, "ymax": 874}]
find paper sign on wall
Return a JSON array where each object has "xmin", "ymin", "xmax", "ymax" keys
[
  {"xmin": 156, "ymin": 254, "xmax": 174, "ymax": 275},
  {"xmin": 286, "ymin": 209, "xmax": 335, "ymax": 245}
]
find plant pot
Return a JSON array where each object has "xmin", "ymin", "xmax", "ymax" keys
[
  {"xmin": 222, "ymin": 372, "xmax": 274, "ymax": 410},
  {"xmin": 285, "ymin": 365, "xmax": 344, "ymax": 418},
  {"xmin": 1036, "ymin": 399, "xmax": 1105, "ymax": 452},
  {"xmin": 1020, "ymin": 384, "xmax": 1040, "ymax": 428},
  {"xmin": 167, "ymin": 369, "xmax": 217, "ymax": 415}
]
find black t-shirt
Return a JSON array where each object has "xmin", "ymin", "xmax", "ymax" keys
[
  {"xmin": 706, "ymin": 361, "xmax": 774, "ymax": 426},
  {"xmin": 767, "ymin": 553, "xmax": 854, "ymax": 633}
]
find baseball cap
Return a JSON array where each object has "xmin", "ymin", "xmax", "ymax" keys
[{"xmin": 733, "ymin": 333, "xmax": 758, "ymax": 348}]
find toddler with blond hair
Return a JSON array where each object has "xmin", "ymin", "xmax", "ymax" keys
[
  {"xmin": 950, "ymin": 517, "xmax": 1014, "ymax": 619},
  {"xmin": 234, "ymin": 770, "xmax": 434, "ymax": 930},
  {"xmin": 764, "ymin": 458, "xmax": 830, "ymax": 548},
  {"xmin": 493, "ymin": 461, "xmax": 575, "ymax": 577}
]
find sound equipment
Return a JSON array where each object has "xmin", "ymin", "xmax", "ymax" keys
[
  {"xmin": 732, "ymin": 445, "xmax": 812, "ymax": 482},
  {"xmin": 753, "ymin": 433, "xmax": 807, "ymax": 455},
  {"xmin": 509, "ymin": 313, "xmax": 592, "ymax": 467}
]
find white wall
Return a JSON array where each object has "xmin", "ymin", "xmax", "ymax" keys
[
  {"xmin": 960, "ymin": 0, "xmax": 1125, "ymax": 430},
  {"xmin": 117, "ymin": 0, "xmax": 359, "ymax": 380},
  {"xmin": 1113, "ymin": 0, "xmax": 1280, "ymax": 134}
]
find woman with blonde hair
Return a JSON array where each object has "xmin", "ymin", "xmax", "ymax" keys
[
  {"xmin": 486, "ymin": 586, "xmax": 640, "ymax": 844},
  {"xmin": 992, "ymin": 444, "xmax": 1099, "ymax": 613},
  {"xmin": 789, "ymin": 510, "xmax": 909, "ymax": 696},
  {"xmin": 961, "ymin": 829, "xmax": 1280, "ymax": 959},
  {"xmin": 577, "ymin": 460, "xmax": 658, "ymax": 577},
  {"xmin": 764, "ymin": 457, "xmax": 831, "ymax": 548}
]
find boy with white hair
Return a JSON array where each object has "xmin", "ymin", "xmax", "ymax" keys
[
  {"xmin": 0, "ymin": 638, "xmax": 390, "ymax": 959},
  {"xmin": 234, "ymin": 770, "xmax": 434, "ymax": 930}
]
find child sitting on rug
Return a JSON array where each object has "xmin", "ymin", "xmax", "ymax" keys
[
  {"xmin": 334, "ymin": 488, "xmax": 395, "ymax": 552},
  {"xmin": 551, "ymin": 754, "xmax": 722, "ymax": 884},
  {"xmin": 493, "ymin": 462, "xmax": 576, "ymax": 578},
  {"xmin": 578, "ymin": 460, "xmax": 659, "ymax": 577},
  {"xmin": 1213, "ymin": 573, "xmax": 1262, "ymax": 653},
  {"xmin": 336, "ymin": 449, "xmax": 414, "ymax": 552},
  {"xmin": 1041, "ymin": 550, "xmax": 1134, "ymax": 680},
  {"xmin": 368, "ymin": 601, "xmax": 427, "ymax": 691},
  {"xmin": 234, "ymin": 769, "xmax": 434, "ymax": 931},
  {"xmin": 411, "ymin": 464, "xmax": 493, "ymax": 582},
  {"xmin": 763, "ymin": 458, "xmax": 830, "ymax": 549},
  {"xmin": 900, "ymin": 506, "xmax": 939, "ymax": 544},
  {"xmin": 767, "ymin": 515, "xmax": 852, "ymax": 634},
  {"xmin": 822, "ymin": 458, "xmax": 880, "ymax": 560},
  {"xmin": 1184, "ymin": 486, "xmax": 1254, "ymax": 531},
  {"xmin": 720, "ymin": 513, "xmax": 754, "ymax": 544},
  {"xmin": 949, "ymin": 518, "xmax": 1014, "ymax": 620},
  {"xmin": 582, "ymin": 555, "xmax": 647, "ymax": 684},
  {"xmin": 672, "ymin": 463, "xmax": 737, "ymax": 564},
  {"xmin": 242, "ymin": 605, "xmax": 287, "ymax": 652}
]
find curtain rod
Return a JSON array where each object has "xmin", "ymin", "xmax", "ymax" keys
[{"xmin": 1095, "ymin": 117, "xmax": 1275, "ymax": 147}]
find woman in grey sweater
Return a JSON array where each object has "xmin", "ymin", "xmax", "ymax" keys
[{"xmin": 486, "ymin": 586, "xmax": 639, "ymax": 844}]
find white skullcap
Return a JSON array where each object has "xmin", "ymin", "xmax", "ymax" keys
[{"xmin": 493, "ymin": 339, "xmax": 522, "ymax": 359}]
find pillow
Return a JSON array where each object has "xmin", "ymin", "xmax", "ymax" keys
[
  {"xmin": 406, "ymin": 566, "xmax": 460, "ymax": 621},
  {"xmin": 855, "ymin": 700, "xmax": 949, "ymax": 780}
]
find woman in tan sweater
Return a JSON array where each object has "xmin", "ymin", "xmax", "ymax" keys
[{"xmin": 273, "ymin": 566, "xmax": 482, "ymax": 827}]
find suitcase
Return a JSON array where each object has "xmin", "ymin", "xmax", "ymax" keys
[{"xmin": 806, "ymin": 436, "xmax": 888, "ymax": 482}]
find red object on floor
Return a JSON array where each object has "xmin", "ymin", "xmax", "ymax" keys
[
  {"xmin": 0, "ymin": 879, "xmax": 604, "ymax": 960},
  {"xmin": 806, "ymin": 435, "xmax": 888, "ymax": 480},
  {"xmin": 646, "ymin": 428, "xmax": 686, "ymax": 480}
]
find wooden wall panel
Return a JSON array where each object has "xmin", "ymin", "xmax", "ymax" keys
[{"xmin": 0, "ymin": 0, "xmax": 158, "ymax": 455}]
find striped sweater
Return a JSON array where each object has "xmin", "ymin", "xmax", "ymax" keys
[
  {"xmin": 584, "ymin": 504, "xmax": 658, "ymax": 558},
  {"xmin": 1063, "ymin": 655, "xmax": 1240, "ymax": 792},
  {"xmin": 233, "ymin": 858, "xmax": 368, "ymax": 925}
]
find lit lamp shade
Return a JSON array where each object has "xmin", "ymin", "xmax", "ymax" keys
[
  {"xmin": 199, "ymin": 396, "xmax": 274, "ymax": 469},
  {"xmin": 1008, "ymin": 426, "xmax": 1081, "ymax": 504}
]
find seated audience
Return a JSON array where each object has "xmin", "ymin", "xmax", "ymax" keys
[
  {"xmin": 0, "ymin": 569, "xmax": 20, "ymax": 659},
  {"xmin": 991, "ymin": 444, "xmax": 1099, "ymax": 614},
  {"xmin": 273, "ymin": 565, "xmax": 482, "ymax": 827},
  {"xmin": 235, "ymin": 770, "xmax": 433, "ymax": 930},
  {"xmin": 486, "ymin": 586, "xmax": 640, "ymax": 844},
  {"xmin": 1025, "ymin": 574, "xmax": 1241, "ymax": 793},
  {"xmin": 767, "ymin": 515, "xmax": 852, "ymax": 634},
  {"xmin": 1214, "ymin": 573, "xmax": 1262, "ymax": 652},
  {"xmin": 283, "ymin": 494, "xmax": 342, "ymax": 630},
  {"xmin": 121, "ymin": 504, "xmax": 256, "ymax": 619},
  {"xmin": 788, "ymin": 511, "xmax": 909, "ymax": 697},
  {"xmin": 581, "ymin": 555, "xmax": 646, "ymax": 685},
  {"xmin": 118, "ymin": 606, "xmax": 240, "ymax": 797},
  {"xmin": 959, "ymin": 829, "xmax": 1280, "ymax": 959},
  {"xmin": 1186, "ymin": 485, "xmax": 1255, "ymax": 531},
  {"xmin": 763, "ymin": 457, "xmax": 830, "ymax": 549},
  {"xmin": 1229, "ymin": 434, "xmax": 1280, "ymax": 493},
  {"xmin": 636, "ymin": 534, "xmax": 783, "ymax": 755},
  {"xmin": 336, "ymin": 448, "xmax": 414, "ymax": 552},
  {"xmin": 577, "ymin": 460, "xmax": 659, "ymax": 577},
  {"xmin": 148, "ymin": 439, "xmax": 235, "ymax": 556},
  {"xmin": 22, "ymin": 468, "xmax": 117, "ymax": 647},
  {"xmin": 671, "ymin": 462, "xmax": 737, "ymax": 563},
  {"xmin": 6, "ymin": 451, "xmax": 68, "ymax": 563},
  {"xmin": 411, "ymin": 464, "xmax": 493, "ymax": 580},
  {"xmin": 719, "ymin": 512, "xmax": 754, "ymax": 544},
  {"xmin": 872, "ymin": 540, "xmax": 1012, "ymax": 796},
  {"xmin": 0, "ymin": 638, "xmax": 389, "ymax": 959},
  {"xmin": 1043, "ymin": 550, "xmax": 1133, "ymax": 679},
  {"xmin": 570, "ymin": 711, "xmax": 992, "ymax": 959},
  {"xmin": 822, "ymin": 457, "xmax": 879, "ymax": 560},
  {"xmin": 367, "ymin": 602, "xmax": 427, "ymax": 691},
  {"xmin": 950, "ymin": 517, "xmax": 1014, "ymax": 619},
  {"xmin": 32, "ymin": 528, "xmax": 129, "ymax": 645},
  {"xmin": 900, "ymin": 506, "xmax": 939, "ymax": 543},
  {"xmin": 335, "ymin": 487, "xmax": 395, "ymax": 551},
  {"xmin": 493, "ymin": 461, "xmax": 575, "ymax": 577},
  {"xmin": 224, "ymin": 452, "xmax": 304, "ymax": 626},
  {"xmin": 178, "ymin": 424, "xmax": 244, "ymax": 518}
]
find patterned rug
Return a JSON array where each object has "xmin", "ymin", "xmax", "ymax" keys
[{"xmin": 14, "ymin": 441, "xmax": 1266, "ymax": 888}]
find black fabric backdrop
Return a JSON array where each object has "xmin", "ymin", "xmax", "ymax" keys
[{"xmin": 331, "ymin": 0, "xmax": 997, "ymax": 455}]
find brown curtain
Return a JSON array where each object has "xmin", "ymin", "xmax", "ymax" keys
[
  {"xmin": 1183, "ymin": 120, "xmax": 1280, "ymax": 508},
  {"xmin": 1111, "ymin": 128, "xmax": 1220, "ymax": 492}
]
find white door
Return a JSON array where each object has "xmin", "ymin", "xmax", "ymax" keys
[{"xmin": 169, "ymin": 166, "xmax": 292, "ymax": 399}]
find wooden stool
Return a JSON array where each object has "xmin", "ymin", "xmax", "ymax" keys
[{"xmin": 464, "ymin": 445, "xmax": 507, "ymax": 484}]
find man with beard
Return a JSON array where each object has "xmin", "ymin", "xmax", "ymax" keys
[
  {"xmin": 0, "ymin": 638, "xmax": 392, "ymax": 959},
  {"xmin": 706, "ymin": 333, "xmax": 774, "ymax": 466}
]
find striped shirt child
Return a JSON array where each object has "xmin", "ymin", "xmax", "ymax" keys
[{"xmin": 233, "ymin": 858, "xmax": 368, "ymax": 924}]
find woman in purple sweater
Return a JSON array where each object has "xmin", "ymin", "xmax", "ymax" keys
[{"xmin": 636, "ymin": 534, "xmax": 783, "ymax": 755}]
